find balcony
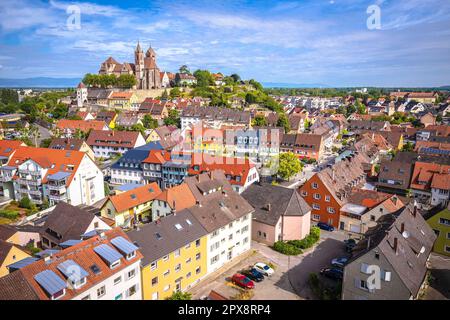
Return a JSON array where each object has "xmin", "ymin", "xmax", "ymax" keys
[
  {"xmin": 18, "ymin": 169, "xmax": 41, "ymax": 177},
  {"xmin": 0, "ymin": 175, "xmax": 13, "ymax": 182},
  {"xmin": 18, "ymin": 178, "xmax": 42, "ymax": 186},
  {"xmin": 48, "ymin": 192, "xmax": 68, "ymax": 201}
]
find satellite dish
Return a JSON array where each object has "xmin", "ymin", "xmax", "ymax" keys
[
  {"xmin": 402, "ymin": 231, "xmax": 410, "ymax": 238},
  {"xmin": 420, "ymin": 246, "xmax": 425, "ymax": 254}
]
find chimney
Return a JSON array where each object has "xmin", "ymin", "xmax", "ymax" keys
[
  {"xmin": 267, "ymin": 203, "xmax": 271, "ymax": 211},
  {"xmin": 400, "ymin": 222, "xmax": 405, "ymax": 234},
  {"xmin": 393, "ymin": 237, "xmax": 398, "ymax": 253},
  {"xmin": 413, "ymin": 205, "xmax": 417, "ymax": 218}
]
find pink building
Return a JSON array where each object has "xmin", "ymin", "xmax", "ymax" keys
[{"xmin": 241, "ymin": 183, "xmax": 311, "ymax": 245}]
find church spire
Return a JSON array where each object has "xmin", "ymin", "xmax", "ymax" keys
[{"xmin": 136, "ymin": 40, "xmax": 142, "ymax": 53}]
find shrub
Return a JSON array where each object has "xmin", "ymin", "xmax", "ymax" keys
[
  {"xmin": 273, "ymin": 241, "xmax": 302, "ymax": 255},
  {"xmin": 166, "ymin": 291, "xmax": 192, "ymax": 300},
  {"xmin": 287, "ymin": 227, "xmax": 320, "ymax": 250},
  {"xmin": 19, "ymin": 196, "xmax": 33, "ymax": 209},
  {"xmin": 0, "ymin": 210, "xmax": 19, "ymax": 220}
]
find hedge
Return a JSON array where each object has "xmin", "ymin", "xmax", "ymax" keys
[
  {"xmin": 273, "ymin": 241, "xmax": 302, "ymax": 255},
  {"xmin": 287, "ymin": 227, "xmax": 321, "ymax": 250},
  {"xmin": 0, "ymin": 210, "xmax": 19, "ymax": 220}
]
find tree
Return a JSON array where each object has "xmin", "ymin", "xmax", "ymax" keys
[
  {"xmin": 170, "ymin": 87, "xmax": 182, "ymax": 98},
  {"xmin": 142, "ymin": 114, "xmax": 158, "ymax": 129},
  {"xmin": 116, "ymin": 74, "xmax": 137, "ymax": 88},
  {"xmin": 277, "ymin": 152, "xmax": 303, "ymax": 181},
  {"xmin": 193, "ymin": 70, "xmax": 215, "ymax": 87},
  {"xmin": 355, "ymin": 101, "xmax": 367, "ymax": 115},
  {"xmin": 402, "ymin": 141, "xmax": 414, "ymax": 152},
  {"xmin": 252, "ymin": 115, "xmax": 267, "ymax": 127},
  {"xmin": 166, "ymin": 291, "xmax": 192, "ymax": 300},
  {"xmin": 230, "ymin": 74, "xmax": 241, "ymax": 83},
  {"xmin": 161, "ymin": 89, "xmax": 169, "ymax": 100},
  {"xmin": 179, "ymin": 65, "xmax": 191, "ymax": 75},
  {"xmin": 164, "ymin": 109, "xmax": 181, "ymax": 127},
  {"xmin": 277, "ymin": 113, "xmax": 291, "ymax": 133}
]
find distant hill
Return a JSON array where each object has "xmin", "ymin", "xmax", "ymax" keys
[
  {"xmin": 262, "ymin": 82, "xmax": 330, "ymax": 88},
  {"xmin": 0, "ymin": 77, "xmax": 81, "ymax": 88}
]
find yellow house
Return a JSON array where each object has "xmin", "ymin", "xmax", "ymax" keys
[
  {"xmin": 0, "ymin": 240, "xmax": 31, "ymax": 277},
  {"xmin": 146, "ymin": 129, "xmax": 161, "ymax": 143},
  {"xmin": 108, "ymin": 91, "xmax": 139, "ymax": 110},
  {"xmin": 127, "ymin": 210, "xmax": 208, "ymax": 300},
  {"xmin": 427, "ymin": 205, "xmax": 450, "ymax": 256},
  {"xmin": 100, "ymin": 183, "xmax": 162, "ymax": 228}
]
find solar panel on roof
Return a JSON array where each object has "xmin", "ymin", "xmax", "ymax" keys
[
  {"xmin": 7, "ymin": 257, "xmax": 39, "ymax": 271},
  {"xmin": 110, "ymin": 236, "xmax": 139, "ymax": 255},
  {"xmin": 94, "ymin": 244, "xmax": 123, "ymax": 264},
  {"xmin": 34, "ymin": 270, "xmax": 67, "ymax": 296},
  {"xmin": 59, "ymin": 239, "xmax": 83, "ymax": 248},
  {"xmin": 57, "ymin": 259, "xmax": 89, "ymax": 283}
]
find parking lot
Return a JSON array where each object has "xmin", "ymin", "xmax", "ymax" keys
[{"xmin": 189, "ymin": 232, "xmax": 349, "ymax": 300}]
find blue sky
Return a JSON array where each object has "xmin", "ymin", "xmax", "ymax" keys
[{"xmin": 0, "ymin": 0, "xmax": 450, "ymax": 87}]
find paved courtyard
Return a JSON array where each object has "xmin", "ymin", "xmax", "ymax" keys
[
  {"xmin": 422, "ymin": 253, "xmax": 450, "ymax": 300},
  {"xmin": 189, "ymin": 233, "xmax": 348, "ymax": 300}
]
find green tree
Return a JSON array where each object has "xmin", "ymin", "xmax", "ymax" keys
[
  {"xmin": 166, "ymin": 291, "xmax": 192, "ymax": 300},
  {"xmin": 164, "ymin": 109, "xmax": 181, "ymax": 127},
  {"xmin": 252, "ymin": 115, "xmax": 267, "ymax": 127},
  {"xmin": 179, "ymin": 65, "xmax": 191, "ymax": 75},
  {"xmin": 230, "ymin": 74, "xmax": 241, "ymax": 83},
  {"xmin": 193, "ymin": 70, "xmax": 215, "ymax": 87},
  {"xmin": 170, "ymin": 87, "xmax": 182, "ymax": 98},
  {"xmin": 277, "ymin": 113, "xmax": 291, "ymax": 133},
  {"xmin": 116, "ymin": 74, "xmax": 137, "ymax": 88},
  {"xmin": 402, "ymin": 141, "xmax": 414, "ymax": 152},
  {"xmin": 142, "ymin": 114, "xmax": 158, "ymax": 129},
  {"xmin": 277, "ymin": 152, "xmax": 303, "ymax": 181}
]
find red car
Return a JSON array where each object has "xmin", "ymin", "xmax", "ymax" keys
[{"xmin": 231, "ymin": 273, "xmax": 255, "ymax": 289}]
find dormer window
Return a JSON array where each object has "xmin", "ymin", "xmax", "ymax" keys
[{"xmin": 126, "ymin": 251, "xmax": 136, "ymax": 260}]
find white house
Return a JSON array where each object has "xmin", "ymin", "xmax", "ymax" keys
[
  {"xmin": 86, "ymin": 130, "xmax": 146, "ymax": 159},
  {"xmin": 4, "ymin": 146, "xmax": 105, "ymax": 206}
]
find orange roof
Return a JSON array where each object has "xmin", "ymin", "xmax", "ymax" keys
[
  {"xmin": 142, "ymin": 149, "xmax": 171, "ymax": 164},
  {"xmin": 109, "ymin": 91, "xmax": 134, "ymax": 100},
  {"xmin": 415, "ymin": 141, "xmax": 450, "ymax": 152},
  {"xmin": 109, "ymin": 183, "xmax": 162, "ymax": 213},
  {"xmin": 411, "ymin": 162, "xmax": 450, "ymax": 191},
  {"xmin": 56, "ymin": 120, "xmax": 108, "ymax": 133},
  {"xmin": 189, "ymin": 153, "xmax": 255, "ymax": 186},
  {"xmin": 6, "ymin": 146, "xmax": 86, "ymax": 185},
  {"xmin": 0, "ymin": 140, "xmax": 25, "ymax": 158},
  {"xmin": 155, "ymin": 183, "xmax": 196, "ymax": 211},
  {"xmin": 18, "ymin": 228, "xmax": 142, "ymax": 300}
]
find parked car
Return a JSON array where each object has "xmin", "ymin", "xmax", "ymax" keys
[
  {"xmin": 254, "ymin": 263, "xmax": 274, "ymax": 276},
  {"xmin": 317, "ymin": 222, "xmax": 335, "ymax": 232},
  {"xmin": 331, "ymin": 257, "xmax": 349, "ymax": 268},
  {"xmin": 231, "ymin": 273, "xmax": 255, "ymax": 289},
  {"xmin": 320, "ymin": 268, "xmax": 343, "ymax": 280},
  {"xmin": 242, "ymin": 268, "xmax": 264, "ymax": 282}
]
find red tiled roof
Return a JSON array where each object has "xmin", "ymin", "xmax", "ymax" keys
[
  {"xmin": 155, "ymin": 183, "xmax": 196, "ymax": 211},
  {"xmin": 0, "ymin": 140, "xmax": 25, "ymax": 158},
  {"xmin": 411, "ymin": 162, "xmax": 450, "ymax": 191},
  {"xmin": 56, "ymin": 120, "xmax": 108, "ymax": 133},
  {"xmin": 6, "ymin": 146, "xmax": 86, "ymax": 185},
  {"xmin": 189, "ymin": 154, "xmax": 255, "ymax": 186},
  {"xmin": 109, "ymin": 183, "xmax": 162, "ymax": 213},
  {"xmin": 109, "ymin": 91, "xmax": 134, "ymax": 100},
  {"xmin": 142, "ymin": 149, "xmax": 171, "ymax": 164},
  {"xmin": 86, "ymin": 130, "xmax": 142, "ymax": 149}
]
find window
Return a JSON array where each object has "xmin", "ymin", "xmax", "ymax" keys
[
  {"xmin": 151, "ymin": 277, "xmax": 158, "ymax": 286},
  {"xmin": 174, "ymin": 249, "xmax": 180, "ymax": 257},
  {"xmin": 163, "ymin": 285, "xmax": 170, "ymax": 292},
  {"xmin": 313, "ymin": 193, "xmax": 321, "ymax": 200},
  {"xmin": 127, "ymin": 285, "xmax": 137, "ymax": 297},
  {"xmin": 381, "ymin": 270, "xmax": 391, "ymax": 282},
  {"xmin": 185, "ymin": 243, "xmax": 191, "ymax": 249},
  {"xmin": 313, "ymin": 214, "xmax": 320, "ymax": 220},
  {"xmin": 312, "ymin": 182, "xmax": 318, "ymax": 189},
  {"xmin": 195, "ymin": 239, "xmax": 201, "ymax": 247},
  {"xmin": 81, "ymin": 294, "xmax": 90, "ymax": 300},
  {"xmin": 110, "ymin": 260, "xmax": 121, "ymax": 269},
  {"xmin": 126, "ymin": 251, "xmax": 136, "ymax": 260},
  {"xmin": 301, "ymin": 191, "xmax": 308, "ymax": 197},
  {"xmin": 163, "ymin": 255, "xmax": 169, "ymax": 261},
  {"xmin": 113, "ymin": 276, "xmax": 122, "ymax": 285},
  {"xmin": 97, "ymin": 286, "xmax": 106, "ymax": 298},
  {"xmin": 115, "ymin": 293, "xmax": 123, "ymax": 300},
  {"xmin": 211, "ymin": 255, "xmax": 220, "ymax": 264},
  {"xmin": 327, "ymin": 207, "xmax": 335, "ymax": 214},
  {"xmin": 163, "ymin": 269, "xmax": 170, "ymax": 277},
  {"xmin": 446, "ymin": 246, "xmax": 450, "ymax": 253},
  {"xmin": 229, "ymin": 234, "xmax": 233, "ymax": 240},
  {"xmin": 325, "ymin": 195, "xmax": 331, "ymax": 202},
  {"xmin": 370, "ymin": 215, "xmax": 376, "ymax": 221},
  {"xmin": 312, "ymin": 203, "xmax": 320, "ymax": 210},
  {"xmin": 151, "ymin": 261, "xmax": 157, "ymax": 270},
  {"xmin": 439, "ymin": 218, "xmax": 450, "ymax": 226},
  {"xmin": 175, "ymin": 263, "xmax": 181, "ymax": 272},
  {"xmin": 196, "ymin": 267, "xmax": 201, "ymax": 274},
  {"xmin": 186, "ymin": 272, "xmax": 192, "ymax": 279},
  {"xmin": 359, "ymin": 280, "xmax": 369, "ymax": 290},
  {"xmin": 127, "ymin": 268, "xmax": 136, "ymax": 280},
  {"xmin": 186, "ymin": 258, "xmax": 192, "ymax": 264},
  {"xmin": 196, "ymin": 253, "xmax": 201, "ymax": 260},
  {"xmin": 447, "ymin": 232, "xmax": 450, "ymax": 240}
]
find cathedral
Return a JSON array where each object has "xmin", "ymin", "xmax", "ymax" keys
[{"xmin": 98, "ymin": 42, "xmax": 162, "ymax": 89}]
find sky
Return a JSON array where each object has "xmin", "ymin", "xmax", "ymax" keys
[{"xmin": 0, "ymin": 0, "xmax": 450, "ymax": 87}]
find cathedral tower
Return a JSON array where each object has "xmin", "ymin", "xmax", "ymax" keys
[{"xmin": 135, "ymin": 41, "xmax": 144, "ymax": 87}]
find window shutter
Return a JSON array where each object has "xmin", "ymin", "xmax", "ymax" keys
[{"xmin": 384, "ymin": 271, "xmax": 391, "ymax": 282}]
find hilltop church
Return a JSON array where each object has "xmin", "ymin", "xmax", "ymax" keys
[{"xmin": 98, "ymin": 42, "xmax": 162, "ymax": 90}]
